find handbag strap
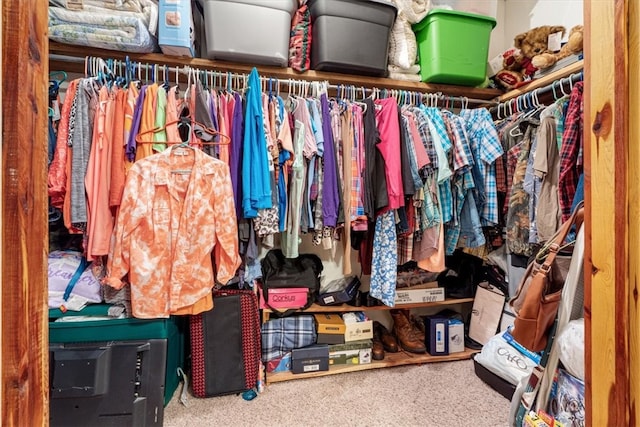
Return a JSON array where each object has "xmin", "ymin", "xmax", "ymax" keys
[
  {"xmin": 538, "ymin": 201, "xmax": 584, "ymax": 273},
  {"xmin": 63, "ymin": 257, "xmax": 89, "ymax": 302}
]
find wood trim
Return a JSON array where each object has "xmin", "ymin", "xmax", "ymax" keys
[
  {"xmin": 266, "ymin": 348, "xmax": 478, "ymax": 384},
  {"xmin": 1, "ymin": 0, "xmax": 49, "ymax": 424},
  {"xmin": 627, "ymin": 1, "xmax": 640, "ymax": 425},
  {"xmin": 584, "ymin": 0, "xmax": 630, "ymax": 425}
]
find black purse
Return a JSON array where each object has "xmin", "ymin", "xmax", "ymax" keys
[{"xmin": 260, "ymin": 249, "xmax": 323, "ymax": 317}]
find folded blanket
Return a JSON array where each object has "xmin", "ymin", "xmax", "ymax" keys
[
  {"xmin": 49, "ymin": 3, "xmax": 158, "ymax": 53},
  {"xmin": 388, "ymin": 0, "xmax": 431, "ymax": 68},
  {"xmin": 389, "ymin": 64, "xmax": 421, "ymax": 74},
  {"xmin": 389, "ymin": 72, "xmax": 422, "ymax": 82}
]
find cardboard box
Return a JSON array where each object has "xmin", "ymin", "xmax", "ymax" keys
[
  {"xmin": 448, "ymin": 319, "xmax": 465, "ymax": 353},
  {"xmin": 329, "ymin": 348, "xmax": 372, "ymax": 365},
  {"xmin": 317, "ymin": 276, "xmax": 361, "ymax": 306},
  {"xmin": 343, "ymin": 319, "xmax": 373, "ymax": 342},
  {"xmin": 328, "ymin": 339, "xmax": 372, "ymax": 353},
  {"xmin": 291, "ymin": 344, "xmax": 329, "ymax": 374},
  {"xmin": 159, "ymin": 0, "xmax": 197, "ymax": 57},
  {"xmin": 394, "ymin": 287, "xmax": 445, "ymax": 305},
  {"xmin": 423, "ymin": 315, "xmax": 449, "ymax": 356},
  {"xmin": 316, "ymin": 333, "xmax": 345, "ymax": 345},
  {"xmin": 314, "ymin": 313, "xmax": 346, "ymax": 334}
]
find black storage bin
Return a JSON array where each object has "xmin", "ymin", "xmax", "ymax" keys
[
  {"xmin": 308, "ymin": 0, "xmax": 397, "ymax": 76},
  {"xmin": 472, "ymin": 354, "xmax": 516, "ymax": 400}
]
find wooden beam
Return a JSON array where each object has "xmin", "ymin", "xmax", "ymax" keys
[
  {"xmin": 2, "ymin": 0, "xmax": 49, "ymax": 425},
  {"xmin": 627, "ymin": 1, "xmax": 640, "ymax": 425},
  {"xmin": 584, "ymin": 0, "xmax": 630, "ymax": 425}
]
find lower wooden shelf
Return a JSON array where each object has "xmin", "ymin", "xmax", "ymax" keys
[{"xmin": 265, "ymin": 347, "xmax": 478, "ymax": 384}]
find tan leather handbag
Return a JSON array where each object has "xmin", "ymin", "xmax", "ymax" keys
[{"xmin": 509, "ymin": 202, "xmax": 584, "ymax": 352}]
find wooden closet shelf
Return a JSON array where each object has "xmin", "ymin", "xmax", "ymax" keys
[
  {"xmin": 495, "ymin": 59, "xmax": 584, "ymax": 103},
  {"xmin": 266, "ymin": 347, "xmax": 478, "ymax": 384},
  {"xmin": 262, "ymin": 298, "xmax": 474, "ymax": 315},
  {"xmin": 49, "ymin": 42, "xmax": 502, "ymax": 100}
]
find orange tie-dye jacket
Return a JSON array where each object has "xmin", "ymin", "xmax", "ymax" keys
[{"xmin": 104, "ymin": 147, "xmax": 241, "ymax": 318}]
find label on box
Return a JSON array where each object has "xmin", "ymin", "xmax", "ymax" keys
[
  {"xmin": 394, "ymin": 288, "xmax": 445, "ymax": 305},
  {"xmin": 303, "ymin": 364, "xmax": 319, "ymax": 372},
  {"xmin": 548, "ymin": 32, "xmax": 563, "ymax": 52},
  {"xmin": 315, "ymin": 313, "xmax": 346, "ymax": 334},
  {"xmin": 344, "ymin": 320, "xmax": 373, "ymax": 342},
  {"xmin": 488, "ymin": 53, "xmax": 506, "ymax": 77}
]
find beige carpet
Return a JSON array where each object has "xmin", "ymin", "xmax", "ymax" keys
[{"xmin": 163, "ymin": 359, "xmax": 510, "ymax": 427}]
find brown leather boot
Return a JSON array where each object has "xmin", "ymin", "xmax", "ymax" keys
[
  {"xmin": 372, "ymin": 325, "xmax": 385, "ymax": 361},
  {"xmin": 374, "ymin": 321, "xmax": 398, "ymax": 353},
  {"xmin": 410, "ymin": 314, "xmax": 426, "ymax": 344},
  {"xmin": 391, "ymin": 310, "xmax": 426, "ymax": 354}
]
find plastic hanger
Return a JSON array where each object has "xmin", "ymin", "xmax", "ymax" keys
[
  {"xmin": 135, "ymin": 117, "xmax": 230, "ymax": 146},
  {"xmin": 169, "ymin": 120, "xmax": 195, "ymax": 175}
]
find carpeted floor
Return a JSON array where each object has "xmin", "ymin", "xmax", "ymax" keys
[{"xmin": 163, "ymin": 359, "xmax": 511, "ymax": 427}]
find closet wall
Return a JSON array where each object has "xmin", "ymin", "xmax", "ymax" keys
[{"xmin": 498, "ymin": 0, "xmax": 584, "ymax": 53}]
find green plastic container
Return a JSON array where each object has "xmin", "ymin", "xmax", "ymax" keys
[
  {"xmin": 49, "ymin": 310, "xmax": 186, "ymax": 406},
  {"xmin": 413, "ymin": 9, "xmax": 496, "ymax": 86}
]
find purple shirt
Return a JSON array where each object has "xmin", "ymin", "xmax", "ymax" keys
[
  {"xmin": 126, "ymin": 85, "xmax": 147, "ymax": 162},
  {"xmin": 230, "ymin": 92, "xmax": 244, "ymax": 218},
  {"xmin": 320, "ymin": 94, "xmax": 339, "ymax": 227}
]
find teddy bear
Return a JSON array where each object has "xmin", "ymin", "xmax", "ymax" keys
[
  {"xmin": 494, "ymin": 25, "xmax": 566, "ymax": 91},
  {"xmin": 531, "ymin": 25, "xmax": 584, "ymax": 70}
]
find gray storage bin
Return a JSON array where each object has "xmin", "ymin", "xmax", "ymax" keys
[
  {"xmin": 201, "ymin": 0, "xmax": 297, "ymax": 66},
  {"xmin": 308, "ymin": 0, "xmax": 397, "ymax": 76}
]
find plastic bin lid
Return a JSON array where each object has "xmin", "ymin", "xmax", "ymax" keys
[{"xmin": 413, "ymin": 8, "xmax": 497, "ymax": 32}]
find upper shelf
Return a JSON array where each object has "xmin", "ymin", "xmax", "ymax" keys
[
  {"xmin": 48, "ymin": 42, "xmax": 503, "ymax": 101},
  {"xmin": 49, "ymin": 43, "xmax": 584, "ymax": 104}
]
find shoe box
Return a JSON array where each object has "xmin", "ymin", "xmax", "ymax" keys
[
  {"xmin": 342, "ymin": 312, "xmax": 373, "ymax": 342},
  {"xmin": 317, "ymin": 276, "xmax": 361, "ymax": 306},
  {"xmin": 291, "ymin": 344, "xmax": 330, "ymax": 374},
  {"xmin": 394, "ymin": 287, "xmax": 445, "ymax": 305},
  {"xmin": 328, "ymin": 339, "xmax": 372, "ymax": 365},
  {"xmin": 315, "ymin": 313, "xmax": 346, "ymax": 344},
  {"xmin": 448, "ymin": 319, "xmax": 465, "ymax": 353},
  {"xmin": 422, "ymin": 315, "xmax": 449, "ymax": 356}
]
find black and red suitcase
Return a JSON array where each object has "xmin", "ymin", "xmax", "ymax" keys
[{"xmin": 189, "ymin": 289, "xmax": 262, "ymax": 398}]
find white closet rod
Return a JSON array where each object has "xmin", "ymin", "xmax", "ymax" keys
[
  {"xmin": 50, "ymin": 53, "xmax": 497, "ymax": 106},
  {"xmin": 490, "ymin": 71, "xmax": 583, "ymax": 117}
]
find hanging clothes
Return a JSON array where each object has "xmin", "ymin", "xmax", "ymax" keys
[
  {"xmin": 558, "ymin": 81, "xmax": 584, "ymax": 221},
  {"xmin": 241, "ymin": 68, "xmax": 272, "ymax": 219}
]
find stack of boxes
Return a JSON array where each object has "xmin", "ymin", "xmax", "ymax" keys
[
  {"xmin": 422, "ymin": 314, "xmax": 466, "ymax": 356},
  {"xmin": 315, "ymin": 313, "xmax": 373, "ymax": 366}
]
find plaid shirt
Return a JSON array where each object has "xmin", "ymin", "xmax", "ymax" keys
[
  {"xmin": 559, "ymin": 82, "xmax": 584, "ymax": 221},
  {"xmin": 261, "ymin": 315, "xmax": 317, "ymax": 362},
  {"xmin": 412, "ymin": 108, "xmax": 439, "ymax": 174},
  {"xmin": 401, "ymin": 112, "xmax": 426, "ymax": 191},
  {"xmin": 351, "ymin": 103, "xmax": 367, "ymax": 230},
  {"xmin": 422, "ymin": 107, "xmax": 454, "ymax": 224},
  {"xmin": 441, "ymin": 111, "xmax": 477, "ymax": 254},
  {"xmin": 505, "ymin": 142, "xmax": 523, "ymax": 216},
  {"xmin": 459, "ymin": 108, "xmax": 504, "ymax": 226}
]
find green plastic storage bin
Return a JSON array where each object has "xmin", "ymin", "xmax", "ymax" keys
[
  {"xmin": 49, "ymin": 309, "xmax": 186, "ymax": 406},
  {"xmin": 413, "ymin": 9, "xmax": 496, "ymax": 86}
]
